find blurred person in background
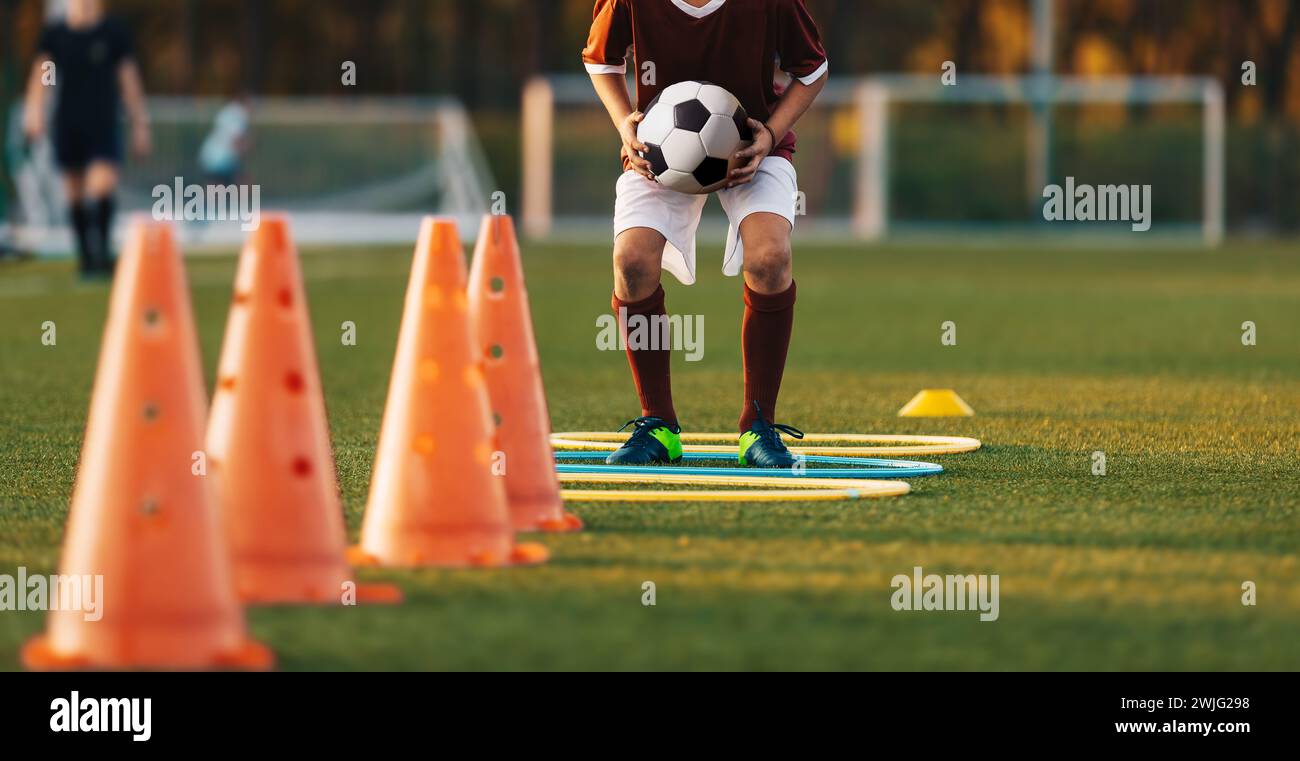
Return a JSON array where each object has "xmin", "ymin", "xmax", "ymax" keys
[
  {"xmin": 199, "ymin": 93, "xmax": 252, "ymax": 187},
  {"xmin": 22, "ymin": 0, "xmax": 151, "ymax": 278}
]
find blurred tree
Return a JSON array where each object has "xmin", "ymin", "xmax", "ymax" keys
[
  {"xmin": 453, "ymin": 0, "xmax": 484, "ymax": 106},
  {"xmin": 14, "ymin": 0, "xmax": 1274, "ymax": 122},
  {"xmin": 3, "ymin": 0, "xmax": 1297, "ymax": 227},
  {"xmin": 179, "ymin": 0, "xmax": 197, "ymax": 92},
  {"xmin": 241, "ymin": 0, "xmax": 263, "ymax": 93},
  {"xmin": 1, "ymin": 0, "xmax": 17, "ymax": 227}
]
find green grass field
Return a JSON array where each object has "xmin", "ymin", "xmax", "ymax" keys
[{"xmin": 2, "ymin": 237, "xmax": 1298, "ymax": 670}]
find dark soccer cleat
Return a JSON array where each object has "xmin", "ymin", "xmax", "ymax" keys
[
  {"xmin": 738, "ymin": 403, "xmax": 805, "ymax": 468},
  {"xmin": 605, "ymin": 416, "xmax": 683, "ymax": 465}
]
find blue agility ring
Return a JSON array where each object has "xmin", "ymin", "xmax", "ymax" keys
[{"xmin": 554, "ymin": 451, "xmax": 943, "ymax": 479}]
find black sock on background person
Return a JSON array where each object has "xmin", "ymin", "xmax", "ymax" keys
[
  {"xmin": 91, "ymin": 195, "xmax": 116, "ymax": 273},
  {"xmin": 69, "ymin": 203, "xmax": 93, "ymax": 275},
  {"xmin": 80, "ymin": 200, "xmax": 103, "ymax": 276}
]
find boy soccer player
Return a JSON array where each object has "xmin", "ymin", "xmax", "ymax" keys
[
  {"xmin": 583, "ymin": 0, "xmax": 828, "ymax": 467},
  {"xmin": 23, "ymin": 0, "xmax": 151, "ymax": 277}
]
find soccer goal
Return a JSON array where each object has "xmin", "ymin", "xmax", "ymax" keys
[
  {"xmin": 848, "ymin": 74, "xmax": 1225, "ymax": 246},
  {"xmin": 521, "ymin": 73, "xmax": 1224, "ymax": 246},
  {"xmin": 7, "ymin": 96, "xmax": 497, "ymax": 254}
]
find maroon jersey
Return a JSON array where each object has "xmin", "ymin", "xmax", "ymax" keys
[{"xmin": 583, "ymin": 0, "xmax": 827, "ymax": 167}]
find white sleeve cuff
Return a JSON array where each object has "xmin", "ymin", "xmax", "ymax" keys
[
  {"xmin": 585, "ymin": 62, "xmax": 627, "ymax": 75},
  {"xmin": 791, "ymin": 60, "xmax": 829, "ymax": 86}
]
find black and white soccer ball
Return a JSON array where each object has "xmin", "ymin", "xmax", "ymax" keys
[{"xmin": 637, "ymin": 81, "xmax": 754, "ymax": 195}]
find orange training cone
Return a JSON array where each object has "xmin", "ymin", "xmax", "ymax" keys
[
  {"xmin": 349, "ymin": 217, "xmax": 549, "ymax": 568},
  {"xmin": 206, "ymin": 216, "xmax": 401, "ymax": 604},
  {"xmin": 22, "ymin": 219, "xmax": 271, "ymax": 670},
  {"xmin": 468, "ymin": 214, "xmax": 580, "ymax": 533}
]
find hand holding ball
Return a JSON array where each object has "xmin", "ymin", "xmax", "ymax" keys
[{"xmin": 636, "ymin": 81, "xmax": 754, "ymax": 194}]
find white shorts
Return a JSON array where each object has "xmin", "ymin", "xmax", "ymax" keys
[{"xmin": 613, "ymin": 156, "xmax": 798, "ymax": 285}]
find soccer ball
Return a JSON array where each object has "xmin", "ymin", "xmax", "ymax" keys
[{"xmin": 637, "ymin": 81, "xmax": 754, "ymax": 195}]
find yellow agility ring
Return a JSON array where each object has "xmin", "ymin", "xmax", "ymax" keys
[
  {"xmin": 551, "ymin": 432, "xmax": 982, "ymax": 457},
  {"xmin": 558, "ymin": 472, "xmax": 910, "ymax": 503}
]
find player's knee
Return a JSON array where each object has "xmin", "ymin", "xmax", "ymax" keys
[
  {"xmin": 84, "ymin": 165, "xmax": 119, "ymax": 198},
  {"xmin": 62, "ymin": 176, "xmax": 85, "ymax": 204},
  {"xmin": 743, "ymin": 238, "xmax": 792, "ymax": 288},
  {"xmin": 612, "ymin": 235, "xmax": 662, "ymax": 285}
]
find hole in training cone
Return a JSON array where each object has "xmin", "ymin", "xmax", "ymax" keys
[
  {"xmin": 897, "ymin": 389, "xmax": 975, "ymax": 417},
  {"xmin": 22, "ymin": 219, "xmax": 272, "ymax": 671},
  {"xmin": 206, "ymin": 215, "xmax": 400, "ymax": 605},
  {"xmin": 468, "ymin": 214, "xmax": 581, "ymax": 534},
  {"xmin": 352, "ymin": 217, "xmax": 554, "ymax": 566}
]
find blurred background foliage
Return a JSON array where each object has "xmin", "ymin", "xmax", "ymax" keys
[
  {"xmin": 1, "ymin": 0, "xmax": 1297, "ymax": 229},
  {"xmin": 2, "ymin": 0, "xmax": 1293, "ymax": 115}
]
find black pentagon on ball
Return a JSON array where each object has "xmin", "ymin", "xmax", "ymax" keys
[
  {"xmin": 641, "ymin": 143, "xmax": 669, "ymax": 177},
  {"xmin": 733, "ymin": 106, "xmax": 754, "ymax": 141},
  {"xmin": 692, "ymin": 157, "xmax": 729, "ymax": 189},
  {"xmin": 674, "ymin": 99, "xmax": 712, "ymax": 132}
]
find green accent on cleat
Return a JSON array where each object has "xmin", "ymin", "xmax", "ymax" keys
[
  {"xmin": 738, "ymin": 430, "xmax": 759, "ymax": 466},
  {"xmin": 651, "ymin": 426, "xmax": 683, "ymax": 461},
  {"xmin": 605, "ymin": 416, "xmax": 683, "ymax": 465}
]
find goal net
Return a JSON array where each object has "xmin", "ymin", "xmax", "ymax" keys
[
  {"xmin": 851, "ymin": 74, "xmax": 1224, "ymax": 246},
  {"xmin": 7, "ymin": 96, "xmax": 496, "ymax": 254}
]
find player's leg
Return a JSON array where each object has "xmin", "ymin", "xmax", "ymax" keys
[
  {"xmin": 738, "ymin": 210, "xmax": 796, "ymax": 429},
  {"xmin": 611, "ymin": 225, "xmax": 670, "ymax": 421},
  {"xmin": 83, "ymin": 160, "xmax": 120, "ymax": 274},
  {"xmin": 613, "ymin": 226, "xmax": 672, "ymax": 423},
  {"xmin": 735, "ymin": 212, "xmax": 801, "ymax": 466},
  {"xmin": 605, "ymin": 166, "xmax": 710, "ymax": 465},
  {"xmin": 55, "ymin": 119, "xmax": 95, "ymax": 276},
  {"xmin": 607, "ymin": 225, "xmax": 682, "ymax": 464},
  {"xmin": 61, "ymin": 172, "xmax": 93, "ymax": 276},
  {"xmin": 719, "ymin": 157, "xmax": 803, "ymax": 467}
]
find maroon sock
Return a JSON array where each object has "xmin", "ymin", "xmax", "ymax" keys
[
  {"xmin": 740, "ymin": 280, "xmax": 796, "ymax": 432},
  {"xmin": 612, "ymin": 285, "xmax": 677, "ymax": 425}
]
